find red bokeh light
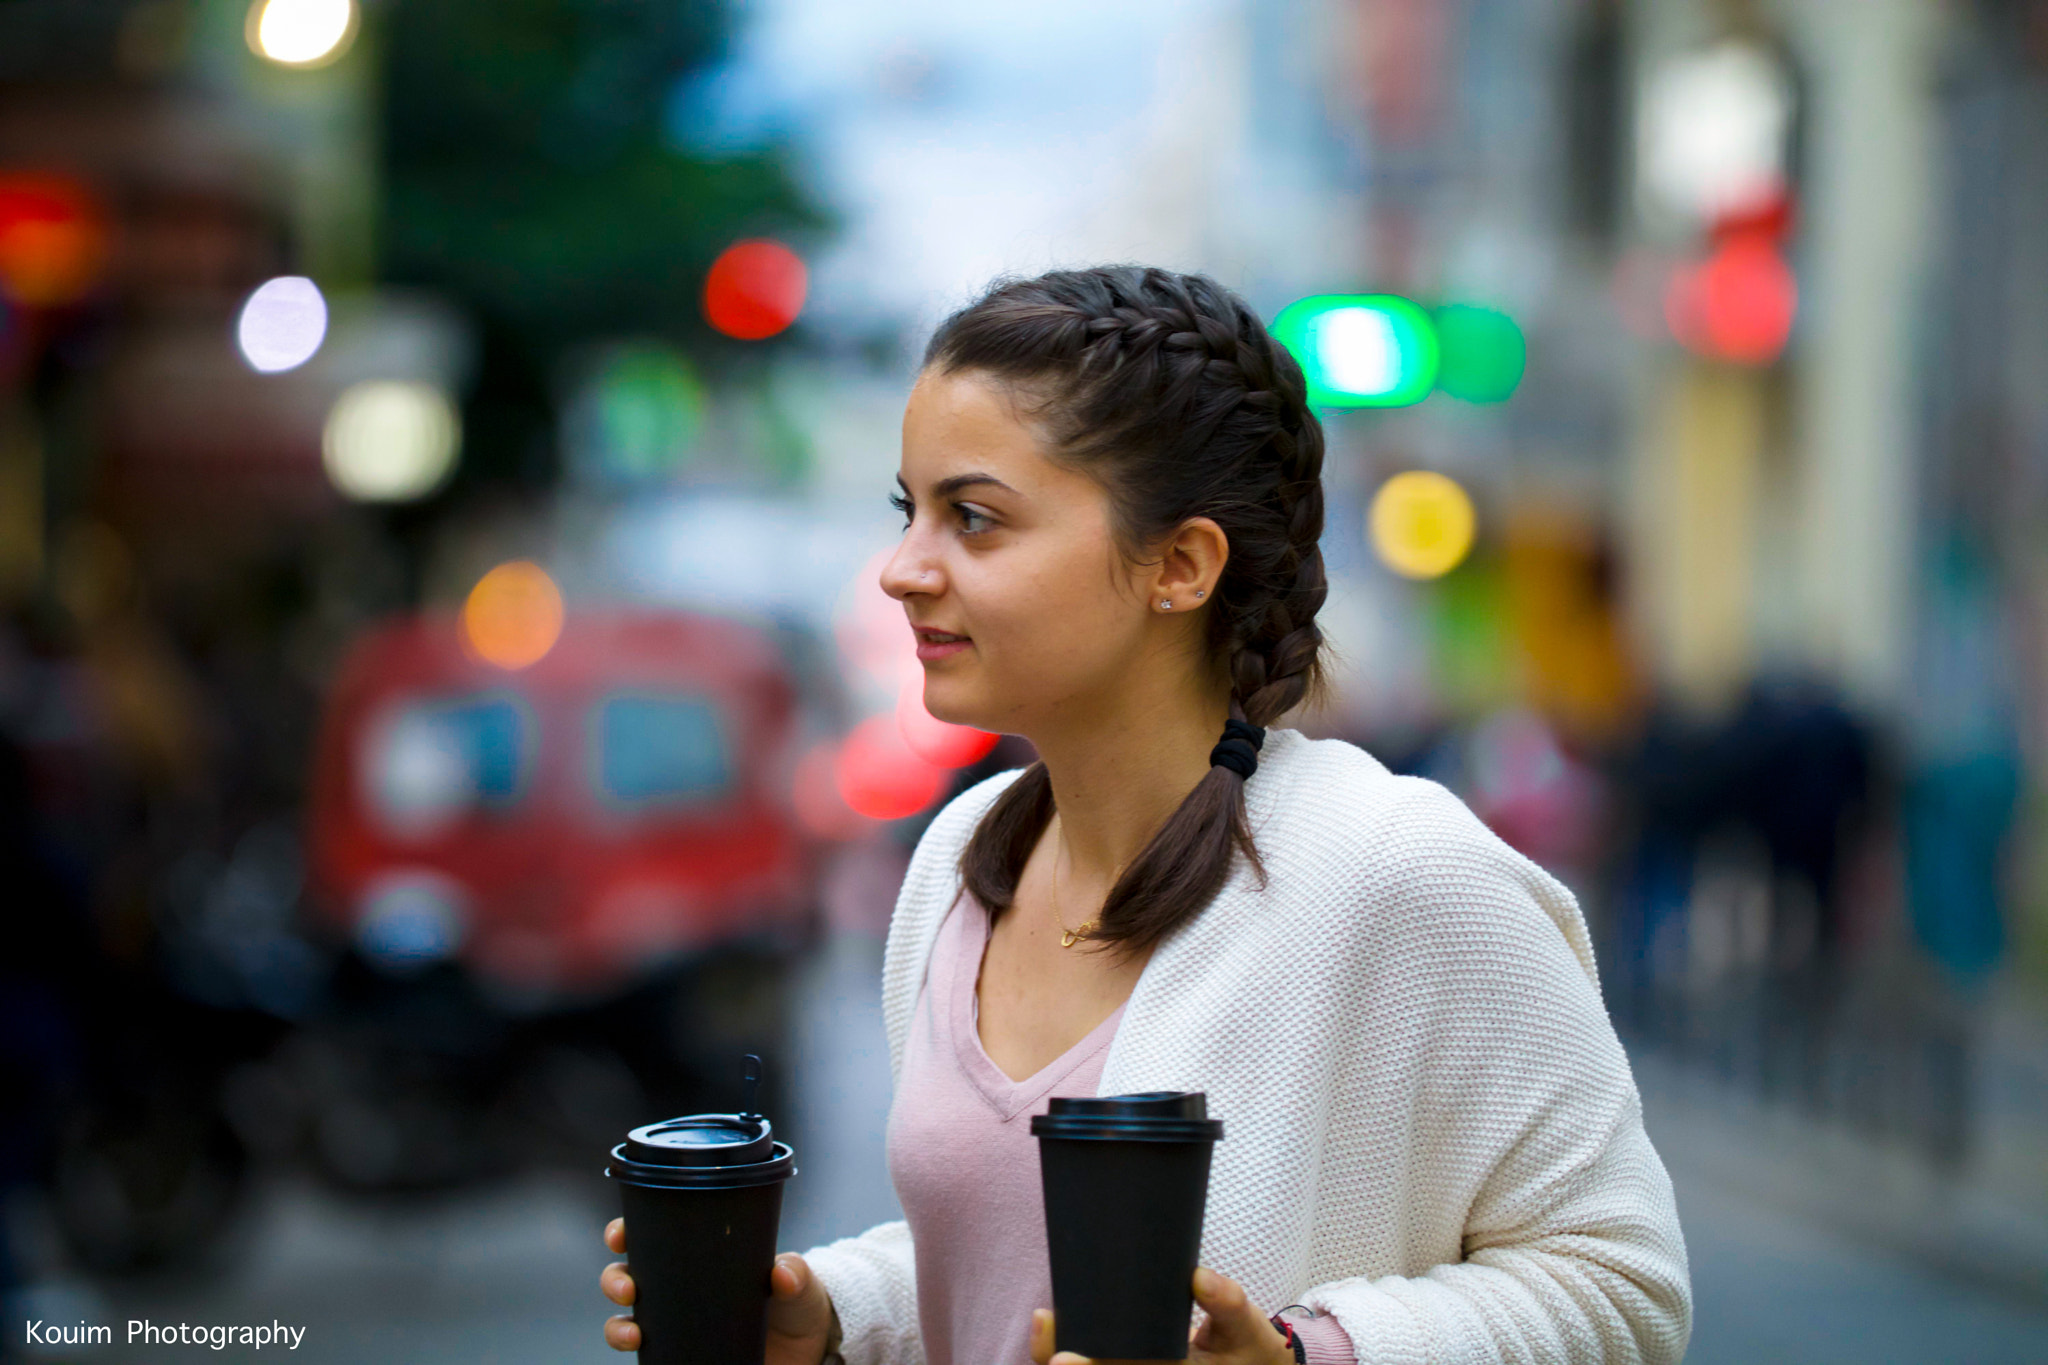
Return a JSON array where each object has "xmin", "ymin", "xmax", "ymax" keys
[
  {"xmin": 836, "ymin": 546, "xmax": 920, "ymax": 691},
  {"xmin": 1706, "ymin": 187, "xmax": 1798, "ymax": 246},
  {"xmin": 896, "ymin": 678, "xmax": 999, "ymax": 769},
  {"xmin": 792, "ymin": 740, "xmax": 872, "ymax": 840},
  {"xmin": 0, "ymin": 173, "xmax": 108, "ymax": 308},
  {"xmin": 834, "ymin": 713, "xmax": 948, "ymax": 821},
  {"xmin": 1664, "ymin": 232, "xmax": 1797, "ymax": 366},
  {"xmin": 703, "ymin": 239, "xmax": 807, "ymax": 340}
]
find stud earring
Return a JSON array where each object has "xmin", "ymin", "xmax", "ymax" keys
[
  {"xmin": 1160, "ymin": 600, "xmax": 1173, "ymax": 610},
  {"xmin": 1194, "ymin": 590, "xmax": 1205, "ymax": 599}
]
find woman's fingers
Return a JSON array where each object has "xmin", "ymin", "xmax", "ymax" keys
[
  {"xmin": 763, "ymin": 1251, "xmax": 837, "ymax": 1349},
  {"xmin": 603, "ymin": 1313, "xmax": 641, "ymax": 1352},
  {"xmin": 1032, "ymin": 1308, "xmax": 1100, "ymax": 1365},
  {"xmin": 599, "ymin": 1221, "xmax": 635, "ymax": 1353},
  {"xmin": 1188, "ymin": 1266, "xmax": 1291, "ymax": 1362}
]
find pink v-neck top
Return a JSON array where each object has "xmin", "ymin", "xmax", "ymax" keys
[
  {"xmin": 884, "ymin": 890, "xmax": 1124, "ymax": 1365},
  {"xmin": 883, "ymin": 888, "xmax": 1358, "ymax": 1365}
]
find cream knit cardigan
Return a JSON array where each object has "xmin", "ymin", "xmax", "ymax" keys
[{"xmin": 800, "ymin": 727, "xmax": 1692, "ymax": 1365}]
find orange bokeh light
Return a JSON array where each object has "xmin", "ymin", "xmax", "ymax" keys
[
  {"xmin": 462, "ymin": 561, "xmax": 564, "ymax": 670},
  {"xmin": 703, "ymin": 239, "xmax": 807, "ymax": 340},
  {"xmin": 834, "ymin": 713, "xmax": 947, "ymax": 821},
  {"xmin": 896, "ymin": 678, "xmax": 999, "ymax": 769}
]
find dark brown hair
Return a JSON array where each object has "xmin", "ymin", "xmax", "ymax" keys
[{"xmin": 926, "ymin": 265, "xmax": 1330, "ymax": 964}]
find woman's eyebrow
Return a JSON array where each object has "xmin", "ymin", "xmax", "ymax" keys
[{"xmin": 895, "ymin": 472, "xmax": 1017, "ymax": 498}]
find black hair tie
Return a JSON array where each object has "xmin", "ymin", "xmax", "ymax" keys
[{"xmin": 1209, "ymin": 717, "xmax": 1265, "ymax": 781}]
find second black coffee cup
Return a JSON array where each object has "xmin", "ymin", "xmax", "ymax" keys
[
  {"xmin": 606, "ymin": 1056, "xmax": 796, "ymax": 1365},
  {"xmin": 1031, "ymin": 1091, "xmax": 1226, "ymax": 1362}
]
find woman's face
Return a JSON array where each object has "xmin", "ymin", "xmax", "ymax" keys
[{"xmin": 881, "ymin": 367, "xmax": 1163, "ymax": 736}]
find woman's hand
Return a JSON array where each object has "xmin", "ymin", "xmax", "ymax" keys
[
  {"xmin": 600, "ymin": 1218, "xmax": 839, "ymax": 1363},
  {"xmin": 1029, "ymin": 1267, "xmax": 1296, "ymax": 1365}
]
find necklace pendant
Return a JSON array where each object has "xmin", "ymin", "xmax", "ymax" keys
[{"xmin": 1060, "ymin": 922, "xmax": 1095, "ymax": 948}]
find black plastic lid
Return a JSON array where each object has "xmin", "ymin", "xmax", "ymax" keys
[
  {"xmin": 608, "ymin": 1118, "xmax": 796, "ymax": 1190},
  {"xmin": 1030, "ymin": 1090, "xmax": 1225, "ymax": 1143},
  {"xmin": 606, "ymin": 1054, "xmax": 798, "ymax": 1188},
  {"xmin": 624, "ymin": 1114, "xmax": 776, "ymax": 1167}
]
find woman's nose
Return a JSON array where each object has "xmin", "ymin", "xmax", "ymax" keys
[{"xmin": 879, "ymin": 544, "xmax": 937, "ymax": 602}]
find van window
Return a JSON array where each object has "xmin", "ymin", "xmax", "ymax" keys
[
  {"xmin": 594, "ymin": 694, "xmax": 733, "ymax": 805},
  {"xmin": 364, "ymin": 693, "xmax": 530, "ymax": 837}
]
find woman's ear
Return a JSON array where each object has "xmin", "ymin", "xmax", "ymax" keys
[{"xmin": 1152, "ymin": 517, "xmax": 1229, "ymax": 608}]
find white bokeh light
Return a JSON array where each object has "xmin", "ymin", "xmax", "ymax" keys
[
  {"xmin": 248, "ymin": 0, "xmax": 357, "ymax": 68},
  {"xmin": 1638, "ymin": 39, "xmax": 1794, "ymax": 225},
  {"xmin": 235, "ymin": 275, "xmax": 328, "ymax": 373},
  {"xmin": 322, "ymin": 380, "xmax": 460, "ymax": 502},
  {"xmin": 1312, "ymin": 307, "xmax": 1402, "ymax": 398}
]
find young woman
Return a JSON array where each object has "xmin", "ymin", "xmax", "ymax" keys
[{"xmin": 601, "ymin": 266, "xmax": 1692, "ymax": 1365}]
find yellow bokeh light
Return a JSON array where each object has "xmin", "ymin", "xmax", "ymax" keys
[
  {"xmin": 322, "ymin": 380, "xmax": 460, "ymax": 503},
  {"xmin": 1369, "ymin": 470, "xmax": 1478, "ymax": 579},
  {"xmin": 463, "ymin": 562, "xmax": 564, "ymax": 671},
  {"xmin": 247, "ymin": 0, "xmax": 357, "ymax": 68}
]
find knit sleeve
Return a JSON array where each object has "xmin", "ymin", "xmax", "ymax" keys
[
  {"xmin": 800, "ymin": 1221, "xmax": 925, "ymax": 1365},
  {"xmin": 1296, "ymin": 780, "xmax": 1692, "ymax": 1365},
  {"xmin": 1295, "ymin": 1104, "xmax": 1690, "ymax": 1364}
]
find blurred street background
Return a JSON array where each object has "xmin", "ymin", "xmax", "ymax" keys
[{"xmin": 1, "ymin": 0, "xmax": 2045, "ymax": 1361}]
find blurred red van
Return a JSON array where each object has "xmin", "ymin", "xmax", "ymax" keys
[{"xmin": 305, "ymin": 607, "xmax": 816, "ymax": 1006}]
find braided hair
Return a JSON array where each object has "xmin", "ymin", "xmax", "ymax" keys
[{"xmin": 929, "ymin": 266, "xmax": 1331, "ymax": 963}]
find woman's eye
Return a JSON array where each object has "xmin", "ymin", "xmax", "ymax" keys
[{"xmin": 892, "ymin": 490, "xmax": 992, "ymax": 536}]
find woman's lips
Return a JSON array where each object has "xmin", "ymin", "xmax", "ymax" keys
[{"xmin": 915, "ymin": 633, "xmax": 971, "ymax": 661}]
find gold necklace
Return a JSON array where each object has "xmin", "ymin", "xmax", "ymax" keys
[{"xmin": 1050, "ymin": 813, "xmax": 1099, "ymax": 948}]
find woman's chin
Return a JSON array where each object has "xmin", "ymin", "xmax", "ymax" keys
[{"xmin": 919, "ymin": 685, "xmax": 987, "ymax": 731}]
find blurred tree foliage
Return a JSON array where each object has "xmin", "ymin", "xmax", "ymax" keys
[{"xmin": 378, "ymin": 0, "xmax": 827, "ymax": 372}]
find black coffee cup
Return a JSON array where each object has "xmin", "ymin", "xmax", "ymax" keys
[
  {"xmin": 1030, "ymin": 1091, "xmax": 1226, "ymax": 1362},
  {"xmin": 607, "ymin": 1056, "xmax": 797, "ymax": 1365}
]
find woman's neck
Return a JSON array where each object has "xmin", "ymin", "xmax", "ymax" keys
[{"xmin": 1026, "ymin": 681, "xmax": 1231, "ymax": 891}]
